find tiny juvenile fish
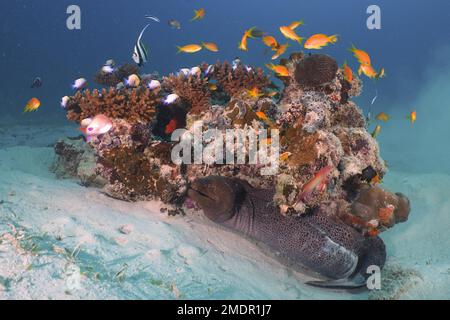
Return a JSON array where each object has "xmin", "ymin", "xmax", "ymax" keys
[
  {"xmin": 375, "ymin": 112, "xmax": 390, "ymax": 122},
  {"xmin": 23, "ymin": 97, "xmax": 41, "ymax": 113},
  {"xmin": 168, "ymin": 19, "xmax": 181, "ymax": 30},
  {"xmin": 191, "ymin": 8, "xmax": 205, "ymax": 21},
  {"xmin": 406, "ymin": 110, "xmax": 417, "ymax": 124},
  {"xmin": 371, "ymin": 125, "xmax": 381, "ymax": 138},
  {"xmin": 177, "ymin": 44, "xmax": 202, "ymax": 53},
  {"xmin": 30, "ymin": 77, "xmax": 42, "ymax": 88}
]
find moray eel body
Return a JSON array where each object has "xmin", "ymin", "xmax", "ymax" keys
[{"xmin": 188, "ymin": 176, "xmax": 386, "ymax": 289}]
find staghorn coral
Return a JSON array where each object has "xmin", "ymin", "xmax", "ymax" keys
[
  {"xmin": 66, "ymin": 87, "xmax": 160, "ymax": 124},
  {"xmin": 163, "ymin": 73, "xmax": 211, "ymax": 116},
  {"xmin": 94, "ymin": 64, "xmax": 140, "ymax": 87},
  {"xmin": 208, "ymin": 61, "xmax": 272, "ymax": 98}
]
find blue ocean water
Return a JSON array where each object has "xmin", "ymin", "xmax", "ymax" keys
[
  {"xmin": 2, "ymin": 0, "xmax": 450, "ymax": 171},
  {"xmin": 1, "ymin": 0, "xmax": 450, "ymax": 299}
]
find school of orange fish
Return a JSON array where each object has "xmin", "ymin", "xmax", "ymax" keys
[{"xmin": 23, "ymin": 7, "xmax": 417, "ymax": 145}]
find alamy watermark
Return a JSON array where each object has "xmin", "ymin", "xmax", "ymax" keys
[
  {"xmin": 367, "ymin": 5, "xmax": 381, "ymax": 30},
  {"xmin": 366, "ymin": 265, "xmax": 382, "ymax": 290},
  {"xmin": 66, "ymin": 5, "xmax": 81, "ymax": 30},
  {"xmin": 171, "ymin": 121, "xmax": 280, "ymax": 176}
]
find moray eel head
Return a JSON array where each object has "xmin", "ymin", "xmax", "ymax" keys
[{"xmin": 188, "ymin": 176, "xmax": 242, "ymax": 223}]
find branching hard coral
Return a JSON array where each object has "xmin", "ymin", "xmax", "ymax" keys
[
  {"xmin": 94, "ymin": 64, "xmax": 140, "ymax": 87},
  {"xmin": 162, "ymin": 74, "xmax": 211, "ymax": 116},
  {"xmin": 66, "ymin": 87, "xmax": 160, "ymax": 123},
  {"xmin": 208, "ymin": 61, "xmax": 272, "ymax": 98}
]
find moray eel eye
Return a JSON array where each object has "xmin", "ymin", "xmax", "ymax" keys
[{"xmin": 188, "ymin": 176, "xmax": 238, "ymax": 223}]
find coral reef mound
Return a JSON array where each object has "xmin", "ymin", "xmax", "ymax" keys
[{"xmin": 57, "ymin": 54, "xmax": 409, "ymax": 237}]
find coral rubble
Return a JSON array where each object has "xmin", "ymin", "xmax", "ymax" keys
[{"xmin": 57, "ymin": 54, "xmax": 409, "ymax": 235}]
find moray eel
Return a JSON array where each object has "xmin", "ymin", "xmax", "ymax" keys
[{"xmin": 188, "ymin": 176, "xmax": 386, "ymax": 289}]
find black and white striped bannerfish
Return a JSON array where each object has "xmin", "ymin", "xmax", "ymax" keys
[
  {"xmin": 132, "ymin": 16, "xmax": 160, "ymax": 67},
  {"xmin": 133, "ymin": 24, "xmax": 151, "ymax": 67}
]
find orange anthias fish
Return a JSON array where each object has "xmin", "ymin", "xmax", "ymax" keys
[
  {"xmin": 23, "ymin": 97, "xmax": 41, "ymax": 113},
  {"xmin": 262, "ymin": 36, "xmax": 279, "ymax": 50},
  {"xmin": 255, "ymin": 111, "xmax": 276, "ymax": 128},
  {"xmin": 165, "ymin": 119, "xmax": 178, "ymax": 135},
  {"xmin": 202, "ymin": 42, "xmax": 219, "ymax": 52},
  {"xmin": 375, "ymin": 112, "xmax": 390, "ymax": 122},
  {"xmin": 271, "ymin": 43, "xmax": 289, "ymax": 60},
  {"xmin": 407, "ymin": 110, "xmax": 417, "ymax": 124},
  {"xmin": 177, "ymin": 44, "xmax": 203, "ymax": 53},
  {"xmin": 349, "ymin": 45, "xmax": 371, "ymax": 66},
  {"xmin": 279, "ymin": 152, "xmax": 292, "ymax": 162},
  {"xmin": 304, "ymin": 34, "xmax": 338, "ymax": 49},
  {"xmin": 239, "ymin": 27, "xmax": 263, "ymax": 51},
  {"xmin": 247, "ymin": 87, "xmax": 264, "ymax": 99},
  {"xmin": 343, "ymin": 62, "xmax": 353, "ymax": 82},
  {"xmin": 358, "ymin": 64, "xmax": 378, "ymax": 79},
  {"xmin": 299, "ymin": 166, "xmax": 334, "ymax": 201},
  {"xmin": 265, "ymin": 63, "xmax": 290, "ymax": 77},
  {"xmin": 279, "ymin": 26, "xmax": 304, "ymax": 44},
  {"xmin": 190, "ymin": 8, "xmax": 205, "ymax": 21},
  {"xmin": 288, "ymin": 20, "xmax": 304, "ymax": 30}
]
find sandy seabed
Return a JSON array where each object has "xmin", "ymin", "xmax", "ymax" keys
[{"xmin": 0, "ymin": 122, "xmax": 449, "ymax": 300}]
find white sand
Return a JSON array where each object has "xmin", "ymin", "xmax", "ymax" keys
[{"xmin": 0, "ymin": 123, "xmax": 448, "ymax": 300}]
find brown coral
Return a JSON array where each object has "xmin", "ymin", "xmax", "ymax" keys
[
  {"xmin": 66, "ymin": 87, "xmax": 160, "ymax": 124},
  {"xmin": 295, "ymin": 54, "xmax": 338, "ymax": 87},
  {"xmin": 98, "ymin": 145, "xmax": 180, "ymax": 202},
  {"xmin": 281, "ymin": 128, "xmax": 319, "ymax": 167},
  {"xmin": 163, "ymin": 74, "xmax": 211, "ymax": 116},
  {"xmin": 94, "ymin": 64, "xmax": 140, "ymax": 87},
  {"xmin": 209, "ymin": 61, "xmax": 272, "ymax": 98}
]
